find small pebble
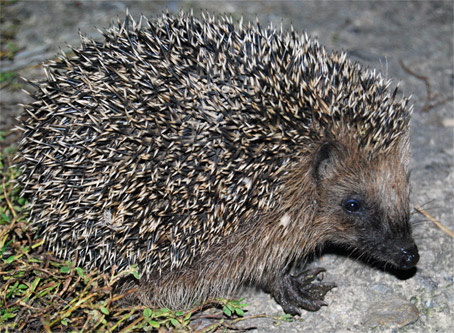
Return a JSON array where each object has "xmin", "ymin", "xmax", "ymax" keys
[{"xmin": 363, "ymin": 296, "xmax": 419, "ymax": 328}]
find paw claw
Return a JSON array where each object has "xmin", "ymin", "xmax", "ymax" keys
[
  {"xmin": 295, "ymin": 267, "xmax": 326, "ymax": 283},
  {"xmin": 271, "ymin": 267, "xmax": 336, "ymax": 315}
]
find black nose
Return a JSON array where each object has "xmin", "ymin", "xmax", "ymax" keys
[{"xmin": 398, "ymin": 244, "xmax": 419, "ymax": 270}]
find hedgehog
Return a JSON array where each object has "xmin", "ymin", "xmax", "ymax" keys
[{"xmin": 17, "ymin": 11, "xmax": 419, "ymax": 315}]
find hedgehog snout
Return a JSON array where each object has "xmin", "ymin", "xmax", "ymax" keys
[{"xmin": 397, "ymin": 244, "xmax": 419, "ymax": 270}]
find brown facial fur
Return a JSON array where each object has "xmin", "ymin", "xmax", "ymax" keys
[{"xmin": 313, "ymin": 132, "xmax": 416, "ymax": 268}]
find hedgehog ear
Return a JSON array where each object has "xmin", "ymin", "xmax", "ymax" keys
[{"xmin": 312, "ymin": 142, "xmax": 340, "ymax": 183}]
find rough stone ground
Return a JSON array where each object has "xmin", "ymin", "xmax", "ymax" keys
[{"xmin": 1, "ymin": 1, "xmax": 452, "ymax": 332}]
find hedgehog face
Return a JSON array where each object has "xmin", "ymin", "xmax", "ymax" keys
[{"xmin": 312, "ymin": 141, "xmax": 419, "ymax": 270}]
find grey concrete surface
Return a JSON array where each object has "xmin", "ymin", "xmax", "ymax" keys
[{"xmin": 1, "ymin": 1, "xmax": 452, "ymax": 331}]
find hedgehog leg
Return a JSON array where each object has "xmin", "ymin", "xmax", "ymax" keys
[{"xmin": 271, "ymin": 267, "xmax": 336, "ymax": 315}]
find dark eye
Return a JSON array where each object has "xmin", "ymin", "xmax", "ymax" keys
[{"xmin": 344, "ymin": 199, "xmax": 361, "ymax": 213}]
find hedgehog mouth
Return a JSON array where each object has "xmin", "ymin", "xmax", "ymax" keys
[
  {"xmin": 356, "ymin": 237, "xmax": 419, "ymax": 270},
  {"xmin": 371, "ymin": 242, "xmax": 419, "ymax": 270}
]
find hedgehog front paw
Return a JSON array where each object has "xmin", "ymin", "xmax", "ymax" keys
[{"xmin": 272, "ymin": 267, "xmax": 336, "ymax": 316}]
